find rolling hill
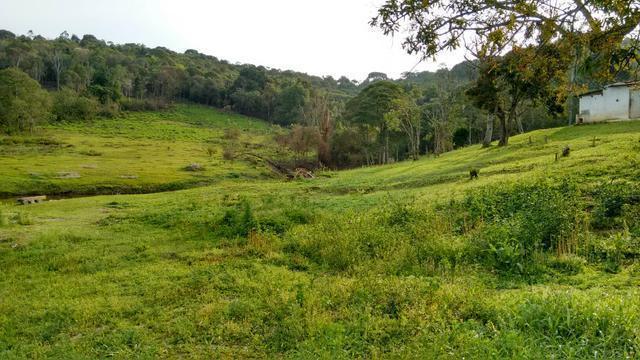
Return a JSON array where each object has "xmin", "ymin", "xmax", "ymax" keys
[
  {"xmin": 0, "ymin": 104, "xmax": 287, "ymax": 198},
  {"xmin": 1, "ymin": 111, "xmax": 640, "ymax": 358}
]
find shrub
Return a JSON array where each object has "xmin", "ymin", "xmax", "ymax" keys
[
  {"xmin": 52, "ymin": 88, "xmax": 99, "ymax": 121},
  {"xmin": 452, "ymin": 127, "xmax": 470, "ymax": 148},
  {"xmin": 223, "ymin": 128, "xmax": 241, "ymax": 140},
  {"xmin": 99, "ymin": 100, "xmax": 120, "ymax": 118},
  {"xmin": 222, "ymin": 146, "xmax": 236, "ymax": 161},
  {"xmin": 285, "ymin": 211, "xmax": 413, "ymax": 273},
  {"xmin": 456, "ymin": 181, "xmax": 580, "ymax": 252},
  {"xmin": 214, "ymin": 199, "xmax": 257, "ymax": 239},
  {"xmin": 547, "ymin": 254, "xmax": 586, "ymax": 275},
  {"xmin": 585, "ymin": 229, "xmax": 640, "ymax": 272},
  {"xmin": 473, "ymin": 219, "xmax": 528, "ymax": 273},
  {"xmin": 591, "ymin": 182, "xmax": 640, "ymax": 230},
  {"xmin": 622, "ymin": 203, "xmax": 640, "ymax": 236},
  {"xmin": 503, "ymin": 292, "xmax": 639, "ymax": 357},
  {"xmin": 382, "ymin": 197, "xmax": 415, "ymax": 227}
]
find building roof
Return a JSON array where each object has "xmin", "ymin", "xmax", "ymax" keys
[
  {"xmin": 578, "ymin": 80, "xmax": 640, "ymax": 97},
  {"xmin": 579, "ymin": 89, "xmax": 603, "ymax": 97}
]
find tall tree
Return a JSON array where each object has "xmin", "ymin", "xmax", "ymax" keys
[
  {"xmin": 304, "ymin": 91, "xmax": 334, "ymax": 166},
  {"xmin": 467, "ymin": 45, "xmax": 568, "ymax": 146},
  {"xmin": 50, "ymin": 46, "xmax": 67, "ymax": 90},
  {"xmin": 273, "ymin": 82, "xmax": 308, "ymax": 125},
  {"xmin": 385, "ymin": 95, "xmax": 422, "ymax": 160},
  {"xmin": 344, "ymin": 81, "xmax": 405, "ymax": 164},
  {"xmin": 372, "ymin": 0, "xmax": 639, "ymax": 59},
  {"xmin": 372, "ymin": 0, "xmax": 640, "ymax": 124},
  {"xmin": 0, "ymin": 68, "xmax": 51, "ymax": 133}
]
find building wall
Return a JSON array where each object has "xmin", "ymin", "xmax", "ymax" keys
[
  {"xmin": 579, "ymin": 86, "xmax": 630, "ymax": 123},
  {"xmin": 630, "ymin": 89, "xmax": 640, "ymax": 119}
]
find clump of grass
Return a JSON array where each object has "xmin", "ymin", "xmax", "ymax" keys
[
  {"xmin": 502, "ymin": 292, "xmax": 639, "ymax": 357},
  {"xmin": 591, "ymin": 181, "xmax": 640, "ymax": 230},
  {"xmin": 17, "ymin": 212, "xmax": 34, "ymax": 225},
  {"xmin": 0, "ymin": 207, "xmax": 10, "ymax": 227},
  {"xmin": 215, "ymin": 199, "xmax": 257, "ymax": 240},
  {"xmin": 223, "ymin": 128, "xmax": 241, "ymax": 140},
  {"xmin": 222, "ymin": 146, "xmax": 236, "ymax": 161},
  {"xmin": 79, "ymin": 149, "xmax": 102, "ymax": 156},
  {"xmin": 547, "ymin": 254, "xmax": 586, "ymax": 275}
]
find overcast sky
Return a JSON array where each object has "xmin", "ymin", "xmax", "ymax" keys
[{"xmin": 0, "ymin": 0, "xmax": 466, "ymax": 81}]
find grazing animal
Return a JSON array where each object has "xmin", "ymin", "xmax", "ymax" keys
[
  {"xmin": 470, "ymin": 169, "xmax": 479, "ymax": 180},
  {"xmin": 562, "ymin": 146, "xmax": 571, "ymax": 157}
]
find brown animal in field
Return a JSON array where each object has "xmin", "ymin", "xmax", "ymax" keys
[{"xmin": 470, "ymin": 169, "xmax": 479, "ymax": 180}]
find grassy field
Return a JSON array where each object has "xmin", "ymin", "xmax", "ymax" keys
[
  {"xmin": 1, "ymin": 111, "xmax": 640, "ymax": 358},
  {"xmin": 0, "ymin": 104, "xmax": 286, "ymax": 198}
]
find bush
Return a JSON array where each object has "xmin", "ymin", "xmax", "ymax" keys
[
  {"xmin": 214, "ymin": 199, "xmax": 257, "ymax": 239},
  {"xmin": 99, "ymin": 100, "xmax": 120, "ymax": 118},
  {"xmin": 456, "ymin": 181, "xmax": 580, "ymax": 252},
  {"xmin": 591, "ymin": 182, "xmax": 640, "ymax": 230},
  {"xmin": 585, "ymin": 229, "xmax": 640, "ymax": 272},
  {"xmin": 330, "ymin": 128, "xmax": 369, "ymax": 168},
  {"xmin": 452, "ymin": 127, "xmax": 470, "ymax": 148},
  {"xmin": 52, "ymin": 88, "xmax": 99, "ymax": 121},
  {"xmin": 547, "ymin": 254, "xmax": 586, "ymax": 275},
  {"xmin": 285, "ymin": 210, "xmax": 415, "ymax": 273},
  {"xmin": 503, "ymin": 292, "xmax": 639, "ymax": 357},
  {"xmin": 223, "ymin": 128, "xmax": 241, "ymax": 140},
  {"xmin": 222, "ymin": 146, "xmax": 236, "ymax": 161},
  {"xmin": 473, "ymin": 219, "xmax": 528, "ymax": 273},
  {"xmin": 213, "ymin": 199, "xmax": 314, "ymax": 241}
]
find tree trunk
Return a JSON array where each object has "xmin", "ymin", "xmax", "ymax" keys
[
  {"xmin": 383, "ymin": 130, "xmax": 389, "ymax": 164},
  {"xmin": 567, "ymin": 45, "xmax": 579, "ymax": 125},
  {"xmin": 498, "ymin": 111, "xmax": 509, "ymax": 147},
  {"xmin": 516, "ymin": 115, "xmax": 524, "ymax": 134},
  {"xmin": 482, "ymin": 113, "xmax": 493, "ymax": 147},
  {"xmin": 414, "ymin": 130, "xmax": 420, "ymax": 160}
]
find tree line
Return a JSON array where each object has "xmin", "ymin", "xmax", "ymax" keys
[
  {"xmin": 0, "ymin": 29, "xmax": 360, "ymax": 123},
  {"xmin": 1, "ymin": 21, "xmax": 638, "ymax": 169}
]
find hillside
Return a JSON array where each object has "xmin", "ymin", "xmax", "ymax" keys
[
  {"xmin": 1, "ymin": 119, "xmax": 640, "ymax": 357},
  {"xmin": 0, "ymin": 104, "xmax": 287, "ymax": 197}
]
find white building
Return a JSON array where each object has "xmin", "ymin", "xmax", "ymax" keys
[{"xmin": 577, "ymin": 81, "xmax": 640, "ymax": 124}]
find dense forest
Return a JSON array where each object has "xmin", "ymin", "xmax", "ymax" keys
[{"xmin": 0, "ymin": 29, "xmax": 638, "ymax": 168}]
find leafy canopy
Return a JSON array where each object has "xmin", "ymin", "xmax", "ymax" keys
[
  {"xmin": 344, "ymin": 80, "xmax": 405, "ymax": 128},
  {"xmin": 0, "ymin": 67, "xmax": 51, "ymax": 133},
  {"xmin": 372, "ymin": 0, "xmax": 640, "ymax": 59}
]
